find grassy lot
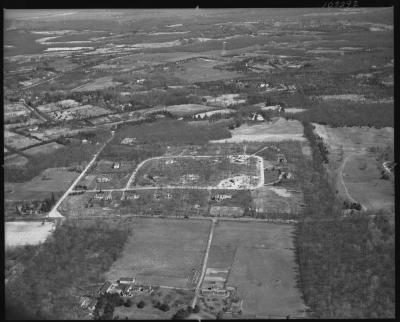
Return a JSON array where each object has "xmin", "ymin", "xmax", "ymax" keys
[
  {"xmin": 341, "ymin": 153, "xmax": 394, "ymax": 211},
  {"xmin": 162, "ymin": 103, "xmax": 217, "ymax": 116},
  {"xmin": 71, "ymin": 76, "xmax": 122, "ymax": 92},
  {"xmin": 106, "ymin": 217, "xmax": 211, "ymax": 288},
  {"xmin": 5, "ymin": 167, "xmax": 78, "ymax": 201},
  {"xmin": 5, "ymin": 221, "xmax": 56, "ymax": 248},
  {"xmin": 311, "ymin": 123, "xmax": 394, "ymax": 210},
  {"xmin": 208, "ymin": 221, "xmax": 306, "ymax": 317},
  {"xmin": 23, "ymin": 142, "xmax": 64, "ymax": 156},
  {"xmin": 173, "ymin": 58, "xmax": 242, "ymax": 83},
  {"xmin": 4, "ymin": 130, "xmax": 41, "ymax": 149}
]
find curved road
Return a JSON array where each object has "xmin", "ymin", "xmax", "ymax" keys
[{"xmin": 338, "ymin": 150, "xmax": 368, "ymax": 211}]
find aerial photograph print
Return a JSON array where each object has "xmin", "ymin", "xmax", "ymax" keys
[{"xmin": 4, "ymin": 3, "xmax": 395, "ymax": 320}]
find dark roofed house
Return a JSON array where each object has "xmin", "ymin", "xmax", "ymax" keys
[{"xmin": 97, "ymin": 281, "xmax": 112, "ymax": 296}]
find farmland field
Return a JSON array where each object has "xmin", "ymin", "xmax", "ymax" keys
[
  {"xmin": 5, "ymin": 168, "xmax": 79, "ymax": 201},
  {"xmin": 173, "ymin": 58, "xmax": 242, "ymax": 83},
  {"xmin": 4, "ymin": 154, "xmax": 29, "ymax": 167},
  {"xmin": 251, "ymin": 186, "xmax": 304, "ymax": 215},
  {"xmin": 162, "ymin": 104, "xmax": 218, "ymax": 116},
  {"xmin": 5, "ymin": 131, "xmax": 41, "ymax": 149},
  {"xmin": 4, "ymin": 103, "xmax": 31, "ymax": 121},
  {"xmin": 23, "ymin": 142, "xmax": 64, "ymax": 156},
  {"xmin": 208, "ymin": 221, "xmax": 306, "ymax": 317},
  {"xmin": 106, "ymin": 217, "xmax": 211, "ymax": 288},
  {"xmin": 71, "ymin": 76, "xmax": 122, "ymax": 92}
]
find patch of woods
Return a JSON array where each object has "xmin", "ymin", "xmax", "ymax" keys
[
  {"xmin": 303, "ymin": 122, "xmax": 329, "ymax": 163},
  {"xmin": 5, "ymin": 220, "xmax": 130, "ymax": 320},
  {"xmin": 113, "ymin": 119, "xmax": 231, "ymax": 146},
  {"xmin": 294, "ymin": 102, "xmax": 393, "ymax": 128},
  {"xmin": 294, "ymin": 121, "xmax": 395, "ymax": 318}
]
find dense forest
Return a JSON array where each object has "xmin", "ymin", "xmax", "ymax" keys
[
  {"xmin": 294, "ymin": 102, "xmax": 393, "ymax": 128},
  {"xmin": 5, "ymin": 220, "xmax": 130, "ymax": 320},
  {"xmin": 294, "ymin": 121, "xmax": 395, "ymax": 318},
  {"xmin": 112, "ymin": 119, "xmax": 231, "ymax": 146}
]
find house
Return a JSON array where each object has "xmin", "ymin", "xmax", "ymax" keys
[
  {"xmin": 121, "ymin": 137, "xmax": 136, "ymax": 145},
  {"xmin": 277, "ymin": 154, "xmax": 287, "ymax": 163},
  {"xmin": 250, "ymin": 113, "xmax": 264, "ymax": 121},
  {"xmin": 80, "ymin": 296, "xmax": 98, "ymax": 312},
  {"xmin": 96, "ymin": 176, "xmax": 110, "ymax": 183},
  {"xmin": 118, "ymin": 277, "xmax": 136, "ymax": 285},
  {"xmin": 93, "ymin": 194, "xmax": 104, "ymax": 200},
  {"xmin": 97, "ymin": 281, "xmax": 112, "ymax": 296},
  {"xmin": 125, "ymin": 194, "xmax": 140, "ymax": 200},
  {"xmin": 130, "ymin": 284, "xmax": 154, "ymax": 295},
  {"xmin": 112, "ymin": 162, "xmax": 120, "ymax": 169},
  {"xmin": 82, "ymin": 139, "xmax": 88, "ymax": 144},
  {"xmin": 211, "ymin": 194, "xmax": 232, "ymax": 202},
  {"xmin": 201, "ymin": 283, "xmax": 229, "ymax": 297}
]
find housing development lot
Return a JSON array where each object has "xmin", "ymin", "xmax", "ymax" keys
[{"xmin": 4, "ymin": 7, "xmax": 394, "ymax": 321}]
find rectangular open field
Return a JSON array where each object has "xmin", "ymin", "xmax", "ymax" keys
[
  {"xmin": 173, "ymin": 58, "xmax": 242, "ymax": 83},
  {"xmin": 131, "ymin": 155, "xmax": 260, "ymax": 189},
  {"xmin": 4, "ymin": 103, "xmax": 31, "ymax": 121},
  {"xmin": 106, "ymin": 217, "xmax": 211, "ymax": 288},
  {"xmin": 162, "ymin": 104, "xmax": 218, "ymax": 117},
  {"xmin": 71, "ymin": 76, "xmax": 121, "ymax": 92},
  {"xmin": 207, "ymin": 221, "xmax": 306, "ymax": 317},
  {"xmin": 23, "ymin": 142, "xmax": 64, "ymax": 156},
  {"xmin": 5, "ymin": 221, "xmax": 56, "ymax": 248},
  {"xmin": 211, "ymin": 117, "xmax": 306, "ymax": 143}
]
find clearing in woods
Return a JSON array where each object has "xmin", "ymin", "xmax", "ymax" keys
[
  {"xmin": 312, "ymin": 123, "xmax": 394, "ymax": 210},
  {"xmin": 211, "ymin": 117, "xmax": 306, "ymax": 143},
  {"xmin": 5, "ymin": 221, "xmax": 56, "ymax": 248}
]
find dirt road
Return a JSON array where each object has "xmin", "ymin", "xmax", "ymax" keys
[
  {"xmin": 191, "ymin": 218, "xmax": 217, "ymax": 308},
  {"xmin": 338, "ymin": 150, "xmax": 368, "ymax": 211}
]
